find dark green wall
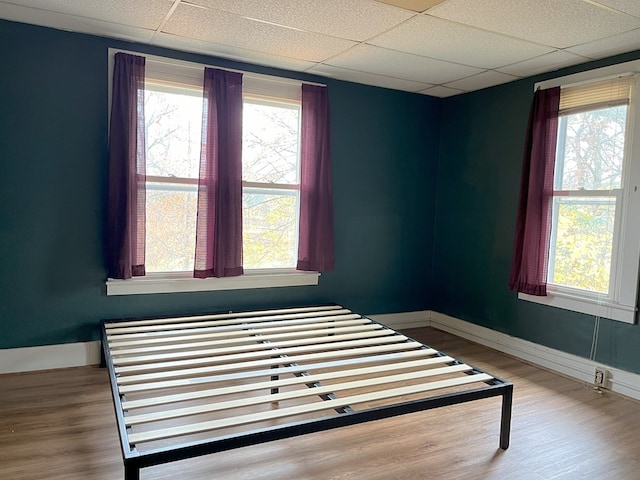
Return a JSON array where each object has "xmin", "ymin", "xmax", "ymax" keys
[
  {"xmin": 5, "ymin": 18, "xmax": 637, "ymax": 376},
  {"xmin": 0, "ymin": 20, "xmax": 439, "ymax": 349},
  {"xmin": 434, "ymin": 53, "xmax": 640, "ymax": 375}
]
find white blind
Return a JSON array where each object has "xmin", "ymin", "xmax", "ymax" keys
[{"xmin": 559, "ymin": 76, "xmax": 634, "ymax": 116}]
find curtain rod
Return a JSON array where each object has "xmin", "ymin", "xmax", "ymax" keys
[
  {"xmin": 109, "ymin": 48, "xmax": 327, "ymax": 87},
  {"xmin": 533, "ymin": 59, "xmax": 640, "ymax": 92}
]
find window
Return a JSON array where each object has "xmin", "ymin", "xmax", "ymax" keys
[
  {"xmin": 143, "ymin": 87, "xmax": 302, "ymax": 273},
  {"xmin": 145, "ymin": 82, "xmax": 201, "ymax": 273},
  {"xmin": 106, "ymin": 50, "xmax": 331, "ymax": 295},
  {"xmin": 520, "ymin": 63, "xmax": 640, "ymax": 323},
  {"xmin": 241, "ymin": 98, "xmax": 300, "ymax": 269},
  {"xmin": 549, "ymin": 78, "xmax": 631, "ymax": 295}
]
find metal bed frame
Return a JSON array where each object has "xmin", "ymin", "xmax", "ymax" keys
[{"xmin": 102, "ymin": 305, "xmax": 513, "ymax": 480}]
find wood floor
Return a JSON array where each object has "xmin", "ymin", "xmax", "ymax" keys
[{"xmin": 2, "ymin": 326, "xmax": 639, "ymax": 480}]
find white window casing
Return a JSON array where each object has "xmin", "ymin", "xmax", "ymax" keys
[
  {"xmin": 106, "ymin": 270, "xmax": 320, "ymax": 296},
  {"xmin": 523, "ymin": 61, "xmax": 640, "ymax": 324},
  {"xmin": 106, "ymin": 48, "xmax": 323, "ymax": 296}
]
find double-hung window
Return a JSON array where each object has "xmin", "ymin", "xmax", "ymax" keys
[
  {"xmin": 143, "ymin": 84, "xmax": 301, "ymax": 272},
  {"xmin": 521, "ymin": 62, "xmax": 640, "ymax": 323},
  {"xmin": 144, "ymin": 81, "xmax": 201, "ymax": 273},
  {"xmin": 106, "ymin": 51, "xmax": 328, "ymax": 295},
  {"xmin": 241, "ymin": 96, "xmax": 301, "ymax": 270}
]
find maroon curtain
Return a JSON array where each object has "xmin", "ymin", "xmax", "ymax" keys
[
  {"xmin": 194, "ymin": 68, "xmax": 244, "ymax": 278},
  {"xmin": 509, "ymin": 87, "xmax": 561, "ymax": 295},
  {"xmin": 106, "ymin": 53, "xmax": 146, "ymax": 279},
  {"xmin": 297, "ymin": 84, "xmax": 334, "ymax": 272}
]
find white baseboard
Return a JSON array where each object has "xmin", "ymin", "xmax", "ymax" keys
[
  {"xmin": 0, "ymin": 341, "xmax": 102, "ymax": 374},
  {"xmin": 2, "ymin": 309, "xmax": 639, "ymax": 403},
  {"xmin": 429, "ymin": 311, "xmax": 640, "ymax": 402},
  {"xmin": 0, "ymin": 311, "xmax": 433, "ymax": 374}
]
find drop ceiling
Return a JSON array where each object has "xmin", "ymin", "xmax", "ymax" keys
[{"xmin": 2, "ymin": 0, "xmax": 640, "ymax": 97}]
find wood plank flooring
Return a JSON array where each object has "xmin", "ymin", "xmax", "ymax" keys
[{"xmin": 2, "ymin": 327, "xmax": 639, "ymax": 480}]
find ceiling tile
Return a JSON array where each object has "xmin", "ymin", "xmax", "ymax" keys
[
  {"xmin": 369, "ymin": 15, "xmax": 554, "ymax": 69},
  {"xmin": 5, "ymin": 0, "xmax": 172, "ymax": 30},
  {"xmin": 566, "ymin": 28, "xmax": 640, "ymax": 59},
  {"xmin": 445, "ymin": 70, "xmax": 518, "ymax": 91},
  {"xmin": 497, "ymin": 50, "xmax": 589, "ymax": 76},
  {"xmin": 325, "ymin": 44, "xmax": 483, "ymax": 84},
  {"xmin": 428, "ymin": 0, "xmax": 640, "ymax": 48},
  {"xmin": 591, "ymin": 0, "xmax": 640, "ymax": 18},
  {"xmin": 188, "ymin": 0, "xmax": 415, "ymax": 41},
  {"xmin": 420, "ymin": 85, "xmax": 466, "ymax": 97},
  {"xmin": 0, "ymin": 1, "xmax": 156, "ymax": 42},
  {"xmin": 162, "ymin": 3, "xmax": 356, "ymax": 63},
  {"xmin": 153, "ymin": 32, "xmax": 317, "ymax": 72},
  {"xmin": 307, "ymin": 63, "xmax": 433, "ymax": 92},
  {"xmin": 4, "ymin": 0, "xmax": 640, "ymax": 97}
]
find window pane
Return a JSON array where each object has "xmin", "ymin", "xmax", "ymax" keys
[
  {"xmin": 242, "ymin": 101, "xmax": 300, "ymax": 184},
  {"xmin": 555, "ymin": 106, "xmax": 626, "ymax": 191},
  {"xmin": 145, "ymin": 183, "xmax": 196, "ymax": 272},
  {"xmin": 243, "ymin": 190, "xmax": 298, "ymax": 269},
  {"xmin": 145, "ymin": 88, "xmax": 202, "ymax": 179},
  {"xmin": 549, "ymin": 198, "xmax": 616, "ymax": 294}
]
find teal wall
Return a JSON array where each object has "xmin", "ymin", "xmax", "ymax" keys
[
  {"xmin": 0, "ymin": 20, "xmax": 439, "ymax": 349},
  {"xmin": 3, "ymin": 18, "xmax": 638, "ymax": 376},
  {"xmin": 433, "ymin": 52, "xmax": 640, "ymax": 375}
]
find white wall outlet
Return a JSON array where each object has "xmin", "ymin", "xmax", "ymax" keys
[{"xmin": 594, "ymin": 367, "xmax": 608, "ymax": 388}]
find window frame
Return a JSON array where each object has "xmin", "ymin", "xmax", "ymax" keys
[
  {"xmin": 548, "ymin": 105, "xmax": 626, "ymax": 298},
  {"xmin": 241, "ymin": 95, "xmax": 302, "ymax": 270},
  {"xmin": 520, "ymin": 61, "xmax": 640, "ymax": 324},
  {"xmin": 105, "ymin": 48, "xmax": 320, "ymax": 295},
  {"xmin": 143, "ymin": 80, "xmax": 201, "ymax": 274}
]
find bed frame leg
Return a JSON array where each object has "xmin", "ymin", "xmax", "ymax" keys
[
  {"xmin": 499, "ymin": 384, "xmax": 513, "ymax": 450},
  {"xmin": 124, "ymin": 464, "xmax": 140, "ymax": 480}
]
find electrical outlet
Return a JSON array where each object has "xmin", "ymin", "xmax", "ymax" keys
[{"xmin": 594, "ymin": 367, "xmax": 608, "ymax": 388}]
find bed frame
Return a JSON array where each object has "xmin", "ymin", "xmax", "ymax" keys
[{"xmin": 102, "ymin": 305, "xmax": 512, "ymax": 480}]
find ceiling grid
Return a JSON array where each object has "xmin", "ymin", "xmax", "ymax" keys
[{"xmin": 2, "ymin": 0, "xmax": 640, "ymax": 96}]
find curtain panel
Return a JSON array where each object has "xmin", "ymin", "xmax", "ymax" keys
[
  {"xmin": 509, "ymin": 87, "xmax": 561, "ymax": 296},
  {"xmin": 106, "ymin": 53, "xmax": 146, "ymax": 279},
  {"xmin": 297, "ymin": 84, "xmax": 335, "ymax": 272},
  {"xmin": 194, "ymin": 68, "xmax": 244, "ymax": 278}
]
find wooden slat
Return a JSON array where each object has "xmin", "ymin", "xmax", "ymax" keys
[
  {"xmin": 106, "ymin": 313, "xmax": 363, "ymax": 342},
  {"xmin": 116, "ymin": 342, "xmax": 430, "ymax": 386},
  {"xmin": 127, "ymin": 373, "xmax": 494, "ymax": 444},
  {"xmin": 104, "ymin": 305, "xmax": 343, "ymax": 329},
  {"xmin": 122, "ymin": 355, "xmax": 457, "ymax": 410},
  {"xmin": 124, "ymin": 364, "xmax": 475, "ymax": 426},
  {"xmin": 106, "ymin": 309, "xmax": 353, "ymax": 335},
  {"xmin": 114, "ymin": 335, "xmax": 411, "ymax": 374},
  {"xmin": 118, "ymin": 348, "xmax": 440, "ymax": 394},
  {"xmin": 111, "ymin": 329, "xmax": 395, "ymax": 366},
  {"xmin": 108, "ymin": 317, "xmax": 369, "ymax": 348},
  {"xmin": 110, "ymin": 323, "xmax": 384, "ymax": 357}
]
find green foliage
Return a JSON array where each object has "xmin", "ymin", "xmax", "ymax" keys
[
  {"xmin": 551, "ymin": 201, "xmax": 614, "ymax": 294},
  {"xmin": 551, "ymin": 105, "xmax": 626, "ymax": 294},
  {"xmin": 243, "ymin": 193, "xmax": 297, "ymax": 269},
  {"xmin": 145, "ymin": 189, "xmax": 197, "ymax": 272},
  {"xmin": 143, "ymin": 91, "xmax": 300, "ymax": 272}
]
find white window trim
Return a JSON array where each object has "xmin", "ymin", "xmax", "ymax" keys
[
  {"xmin": 518, "ymin": 290, "xmax": 635, "ymax": 323},
  {"xmin": 106, "ymin": 270, "xmax": 320, "ymax": 296},
  {"xmin": 522, "ymin": 61, "xmax": 640, "ymax": 324},
  {"xmin": 106, "ymin": 49, "xmax": 323, "ymax": 295}
]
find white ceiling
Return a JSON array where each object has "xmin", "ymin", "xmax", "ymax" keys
[{"xmin": 2, "ymin": 0, "xmax": 640, "ymax": 97}]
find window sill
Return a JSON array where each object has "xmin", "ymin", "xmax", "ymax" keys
[
  {"xmin": 106, "ymin": 270, "xmax": 320, "ymax": 296},
  {"xmin": 518, "ymin": 290, "xmax": 636, "ymax": 324}
]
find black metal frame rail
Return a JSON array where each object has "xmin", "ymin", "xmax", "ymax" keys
[{"xmin": 101, "ymin": 306, "xmax": 513, "ymax": 480}]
